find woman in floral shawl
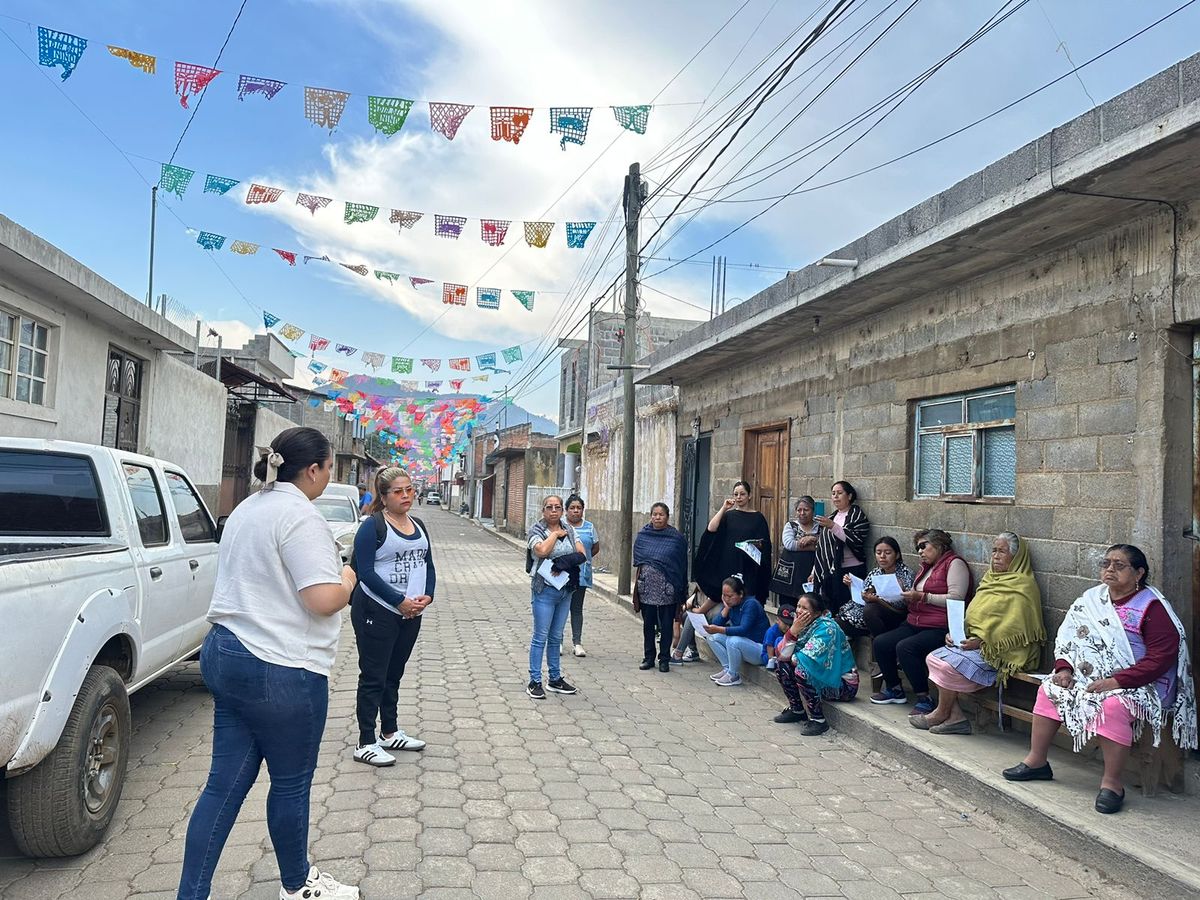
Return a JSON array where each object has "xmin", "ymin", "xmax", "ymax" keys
[
  {"xmin": 912, "ymin": 532, "xmax": 1044, "ymax": 735},
  {"xmin": 773, "ymin": 591, "xmax": 859, "ymax": 737},
  {"xmin": 1002, "ymin": 544, "xmax": 1197, "ymax": 815}
]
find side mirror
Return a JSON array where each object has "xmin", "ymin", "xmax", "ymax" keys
[{"xmin": 216, "ymin": 515, "xmax": 229, "ymax": 542}]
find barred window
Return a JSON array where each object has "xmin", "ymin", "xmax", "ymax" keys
[{"xmin": 913, "ymin": 386, "xmax": 1015, "ymax": 500}]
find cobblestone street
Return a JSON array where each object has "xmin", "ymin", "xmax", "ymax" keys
[{"xmin": 0, "ymin": 510, "xmax": 1128, "ymax": 899}]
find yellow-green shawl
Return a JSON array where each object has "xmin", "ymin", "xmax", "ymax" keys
[{"xmin": 964, "ymin": 538, "xmax": 1045, "ymax": 684}]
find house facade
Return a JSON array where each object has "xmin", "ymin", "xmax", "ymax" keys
[
  {"xmin": 639, "ymin": 52, "xmax": 1200, "ymax": 673},
  {"xmin": 0, "ymin": 214, "xmax": 226, "ymax": 508},
  {"xmin": 467, "ymin": 422, "xmax": 557, "ymax": 536}
]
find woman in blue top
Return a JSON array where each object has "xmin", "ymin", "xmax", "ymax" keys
[
  {"xmin": 350, "ymin": 467, "xmax": 435, "ymax": 767},
  {"xmin": 564, "ymin": 494, "xmax": 599, "ymax": 658},
  {"xmin": 704, "ymin": 575, "xmax": 769, "ymax": 686}
]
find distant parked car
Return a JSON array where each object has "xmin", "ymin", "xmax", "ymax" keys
[
  {"xmin": 426, "ymin": 491, "xmax": 441, "ymax": 505},
  {"xmin": 323, "ymin": 481, "xmax": 363, "ymax": 509},
  {"xmin": 313, "ymin": 492, "xmax": 360, "ymax": 563}
]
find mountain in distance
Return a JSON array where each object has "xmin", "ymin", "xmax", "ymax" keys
[{"xmin": 342, "ymin": 373, "xmax": 558, "ymax": 436}]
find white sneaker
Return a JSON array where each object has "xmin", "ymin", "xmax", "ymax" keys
[
  {"xmin": 574, "ymin": 644, "xmax": 587, "ymax": 658},
  {"xmin": 766, "ymin": 658, "xmax": 778, "ymax": 671},
  {"xmin": 710, "ymin": 669, "xmax": 729, "ymax": 682},
  {"xmin": 682, "ymin": 648, "xmax": 698, "ymax": 662},
  {"xmin": 378, "ymin": 729, "xmax": 426, "ymax": 752},
  {"xmin": 281, "ymin": 865, "xmax": 359, "ymax": 899},
  {"xmin": 353, "ymin": 743, "xmax": 396, "ymax": 767}
]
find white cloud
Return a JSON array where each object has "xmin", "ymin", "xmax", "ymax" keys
[{"xmin": 199, "ymin": 319, "xmax": 258, "ymax": 348}]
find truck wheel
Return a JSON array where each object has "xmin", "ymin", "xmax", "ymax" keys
[{"xmin": 7, "ymin": 665, "xmax": 131, "ymax": 857}]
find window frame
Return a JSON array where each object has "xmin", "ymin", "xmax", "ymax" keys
[
  {"xmin": 912, "ymin": 385, "xmax": 1016, "ymax": 503},
  {"xmin": 0, "ymin": 449, "xmax": 111, "ymax": 537},
  {"xmin": 0, "ymin": 310, "xmax": 53, "ymax": 407},
  {"xmin": 162, "ymin": 469, "xmax": 217, "ymax": 544},
  {"xmin": 121, "ymin": 463, "xmax": 170, "ymax": 548}
]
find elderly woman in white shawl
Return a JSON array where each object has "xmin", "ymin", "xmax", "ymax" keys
[{"xmin": 1002, "ymin": 544, "xmax": 1196, "ymax": 814}]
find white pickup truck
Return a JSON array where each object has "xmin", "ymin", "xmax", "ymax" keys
[{"xmin": 0, "ymin": 439, "xmax": 218, "ymax": 857}]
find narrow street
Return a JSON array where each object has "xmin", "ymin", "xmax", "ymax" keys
[{"xmin": 0, "ymin": 509, "xmax": 1124, "ymax": 899}]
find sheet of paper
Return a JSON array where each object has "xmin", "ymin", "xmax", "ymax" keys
[
  {"xmin": 735, "ymin": 540, "xmax": 762, "ymax": 565},
  {"xmin": 404, "ymin": 566, "xmax": 427, "ymax": 601},
  {"xmin": 947, "ymin": 599, "xmax": 967, "ymax": 646},
  {"xmin": 686, "ymin": 611, "xmax": 712, "ymax": 638},
  {"xmin": 802, "ymin": 582, "xmax": 814, "ymax": 594},
  {"xmin": 872, "ymin": 573, "xmax": 904, "ymax": 603},
  {"xmin": 537, "ymin": 558, "xmax": 569, "ymax": 590},
  {"xmin": 848, "ymin": 574, "xmax": 865, "ymax": 606}
]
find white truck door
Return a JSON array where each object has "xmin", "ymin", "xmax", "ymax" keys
[
  {"xmin": 161, "ymin": 469, "xmax": 219, "ymax": 656},
  {"xmin": 118, "ymin": 462, "xmax": 192, "ymax": 674}
]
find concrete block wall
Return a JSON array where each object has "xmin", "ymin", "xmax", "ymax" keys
[{"xmin": 675, "ymin": 209, "xmax": 1191, "ymax": 657}]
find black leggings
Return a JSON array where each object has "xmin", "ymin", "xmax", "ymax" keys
[
  {"xmin": 641, "ymin": 603, "xmax": 677, "ymax": 663},
  {"xmin": 872, "ymin": 622, "xmax": 946, "ymax": 694},
  {"xmin": 819, "ymin": 563, "xmax": 868, "ymax": 613},
  {"xmin": 569, "ymin": 587, "xmax": 587, "ymax": 644},
  {"xmin": 351, "ymin": 594, "xmax": 423, "ymax": 746}
]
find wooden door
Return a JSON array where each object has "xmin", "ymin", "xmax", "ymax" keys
[{"xmin": 744, "ymin": 423, "xmax": 789, "ymax": 556}]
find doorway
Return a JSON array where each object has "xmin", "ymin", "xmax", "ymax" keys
[
  {"xmin": 681, "ymin": 433, "xmax": 712, "ymax": 575},
  {"xmin": 743, "ymin": 422, "xmax": 790, "ymax": 553}
]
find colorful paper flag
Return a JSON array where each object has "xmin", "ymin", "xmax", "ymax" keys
[
  {"xmin": 362, "ymin": 351, "xmax": 385, "ymax": 369},
  {"xmin": 38, "ymin": 27, "xmax": 87, "ymax": 80},
  {"xmin": 551, "ymin": 107, "xmax": 592, "ymax": 150},
  {"xmin": 566, "ymin": 221, "xmax": 596, "ymax": 249},
  {"xmin": 237, "ymin": 74, "xmax": 286, "ymax": 101},
  {"xmin": 410, "ymin": 277, "xmax": 433, "ymax": 290},
  {"xmin": 304, "ymin": 86, "xmax": 350, "ymax": 132},
  {"xmin": 335, "ymin": 344, "xmax": 357, "ymax": 356},
  {"xmin": 512, "ymin": 290, "xmax": 535, "ymax": 311},
  {"xmin": 296, "ymin": 193, "xmax": 332, "ymax": 215},
  {"xmin": 263, "ymin": 311, "xmax": 280, "ymax": 328},
  {"xmin": 159, "ymin": 164, "xmax": 195, "ymax": 198},
  {"xmin": 197, "ymin": 231, "xmax": 225, "ymax": 250},
  {"xmin": 442, "ymin": 283, "xmax": 467, "ymax": 305},
  {"xmin": 246, "ymin": 184, "xmax": 284, "ymax": 204},
  {"xmin": 375, "ymin": 271, "xmax": 402, "ymax": 284},
  {"xmin": 344, "ymin": 203, "xmax": 379, "ymax": 225},
  {"xmin": 279, "ymin": 323, "xmax": 305, "ymax": 341},
  {"xmin": 480, "ymin": 219, "xmax": 510, "ymax": 247},
  {"xmin": 309, "ymin": 334, "xmax": 330, "ymax": 352},
  {"xmin": 392, "ymin": 357, "xmax": 413, "ymax": 374},
  {"xmin": 401, "ymin": 380, "xmax": 418, "ymax": 390},
  {"xmin": 421, "ymin": 359, "xmax": 442, "ymax": 372},
  {"xmin": 473, "ymin": 374, "xmax": 490, "ymax": 382},
  {"xmin": 107, "ymin": 45, "xmax": 154, "ymax": 74},
  {"xmin": 613, "ymin": 104, "xmax": 651, "ymax": 134},
  {"xmin": 229, "ymin": 240, "xmax": 258, "ymax": 255},
  {"xmin": 368, "ymin": 96, "xmax": 414, "ymax": 135},
  {"xmin": 429, "ymin": 102, "xmax": 473, "ymax": 140},
  {"xmin": 340, "ymin": 263, "xmax": 369, "ymax": 277},
  {"xmin": 476, "ymin": 352, "xmax": 497, "ymax": 369},
  {"xmin": 490, "ymin": 106, "xmax": 533, "ymax": 144},
  {"xmin": 330, "ymin": 368, "xmax": 347, "ymax": 383},
  {"xmin": 450, "ymin": 379, "xmax": 464, "ymax": 392},
  {"xmin": 308, "ymin": 360, "xmax": 328, "ymax": 374},
  {"xmin": 304, "ymin": 254, "xmax": 331, "ymax": 265},
  {"xmin": 390, "ymin": 209, "xmax": 423, "ymax": 230},
  {"xmin": 274, "ymin": 249, "xmax": 297, "ymax": 266},
  {"xmin": 435, "ymin": 215, "xmax": 466, "ymax": 240},
  {"xmin": 502, "ymin": 345, "xmax": 523, "ymax": 364},
  {"xmin": 175, "ymin": 61, "xmax": 221, "ymax": 108},
  {"xmin": 523, "ymin": 222, "xmax": 554, "ymax": 248},
  {"xmin": 449, "ymin": 358, "xmax": 471, "ymax": 372},
  {"xmin": 426, "ymin": 382, "xmax": 442, "ymax": 394},
  {"xmin": 204, "ymin": 174, "xmax": 240, "ymax": 194},
  {"xmin": 476, "ymin": 288, "xmax": 501, "ymax": 310}
]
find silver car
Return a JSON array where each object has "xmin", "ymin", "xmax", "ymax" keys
[{"xmin": 313, "ymin": 493, "xmax": 361, "ymax": 562}]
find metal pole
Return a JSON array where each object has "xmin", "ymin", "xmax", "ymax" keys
[
  {"xmin": 193, "ymin": 320, "xmax": 201, "ymax": 368},
  {"xmin": 617, "ymin": 162, "xmax": 642, "ymax": 596},
  {"xmin": 147, "ymin": 185, "xmax": 157, "ymax": 307},
  {"xmin": 215, "ymin": 335, "xmax": 223, "ymax": 384}
]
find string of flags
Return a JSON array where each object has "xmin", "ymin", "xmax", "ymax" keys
[
  {"xmin": 194, "ymin": 230, "xmax": 540, "ymax": 311},
  {"xmin": 263, "ymin": 309, "xmax": 526, "ymax": 375},
  {"xmin": 36, "ymin": 25, "xmax": 656, "ymax": 147},
  {"xmin": 165, "ymin": 163, "xmax": 598, "ymax": 249}
]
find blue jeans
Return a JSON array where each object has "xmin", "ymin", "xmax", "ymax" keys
[
  {"xmin": 708, "ymin": 633, "xmax": 764, "ymax": 677},
  {"xmin": 177, "ymin": 626, "xmax": 328, "ymax": 899},
  {"xmin": 529, "ymin": 584, "xmax": 572, "ymax": 683}
]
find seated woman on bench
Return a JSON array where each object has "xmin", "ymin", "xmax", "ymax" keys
[
  {"xmin": 1002, "ymin": 544, "xmax": 1197, "ymax": 815},
  {"xmin": 912, "ymin": 532, "xmax": 1044, "ymax": 735}
]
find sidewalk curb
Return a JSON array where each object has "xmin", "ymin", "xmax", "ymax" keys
[{"xmin": 465, "ymin": 515, "xmax": 1199, "ymax": 897}]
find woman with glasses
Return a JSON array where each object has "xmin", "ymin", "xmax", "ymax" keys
[
  {"xmin": 526, "ymin": 495, "xmax": 587, "ymax": 699},
  {"xmin": 350, "ymin": 467, "xmax": 434, "ymax": 767},
  {"xmin": 1003, "ymin": 544, "xmax": 1196, "ymax": 814},
  {"xmin": 870, "ymin": 529, "xmax": 972, "ymax": 714}
]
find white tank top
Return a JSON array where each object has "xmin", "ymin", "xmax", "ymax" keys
[{"xmin": 362, "ymin": 517, "xmax": 429, "ymax": 614}]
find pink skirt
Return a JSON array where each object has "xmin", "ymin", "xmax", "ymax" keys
[
  {"xmin": 926, "ymin": 652, "xmax": 986, "ymax": 692},
  {"xmin": 1032, "ymin": 684, "xmax": 1134, "ymax": 747}
]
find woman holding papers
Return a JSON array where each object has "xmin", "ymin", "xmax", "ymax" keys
[
  {"xmin": 351, "ymin": 466, "xmax": 434, "ymax": 766},
  {"xmin": 526, "ymin": 496, "xmax": 587, "ymax": 700},
  {"xmin": 770, "ymin": 496, "xmax": 820, "ymax": 605},
  {"xmin": 912, "ymin": 533, "xmax": 1044, "ymax": 735},
  {"xmin": 632, "ymin": 503, "xmax": 689, "ymax": 672},
  {"xmin": 870, "ymin": 529, "xmax": 973, "ymax": 714},
  {"xmin": 837, "ymin": 536, "xmax": 916, "ymax": 640},
  {"xmin": 694, "ymin": 481, "xmax": 772, "ymax": 603},
  {"xmin": 812, "ymin": 481, "xmax": 870, "ymax": 614}
]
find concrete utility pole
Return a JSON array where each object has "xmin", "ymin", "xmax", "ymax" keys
[
  {"xmin": 147, "ymin": 185, "xmax": 158, "ymax": 308},
  {"xmin": 617, "ymin": 162, "xmax": 644, "ymax": 596}
]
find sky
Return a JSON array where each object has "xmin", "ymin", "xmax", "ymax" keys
[{"xmin": 1, "ymin": 0, "xmax": 1198, "ymax": 420}]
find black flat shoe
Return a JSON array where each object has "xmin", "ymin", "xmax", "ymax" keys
[
  {"xmin": 658, "ymin": 661, "xmax": 670, "ymax": 672},
  {"xmin": 1095, "ymin": 788, "xmax": 1125, "ymax": 814},
  {"xmin": 1002, "ymin": 761, "xmax": 1054, "ymax": 782},
  {"xmin": 639, "ymin": 659, "xmax": 655, "ymax": 670},
  {"xmin": 773, "ymin": 708, "xmax": 807, "ymax": 724}
]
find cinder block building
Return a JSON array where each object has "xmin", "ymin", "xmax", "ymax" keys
[{"xmin": 638, "ymin": 52, "xmax": 1200, "ymax": 665}]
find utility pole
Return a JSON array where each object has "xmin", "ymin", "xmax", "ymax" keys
[
  {"xmin": 147, "ymin": 185, "xmax": 158, "ymax": 308},
  {"xmin": 617, "ymin": 162, "xmax": 643, "ymax": 596}
]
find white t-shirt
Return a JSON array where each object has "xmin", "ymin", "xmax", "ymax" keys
[{"xmin": 207, "ymin": 481, "xmax": 345, "ymax": 676}]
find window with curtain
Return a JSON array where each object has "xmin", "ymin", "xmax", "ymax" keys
[{"xmin": 913, "ymin": 386, "xmax": 1016, "ymax": 500}]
